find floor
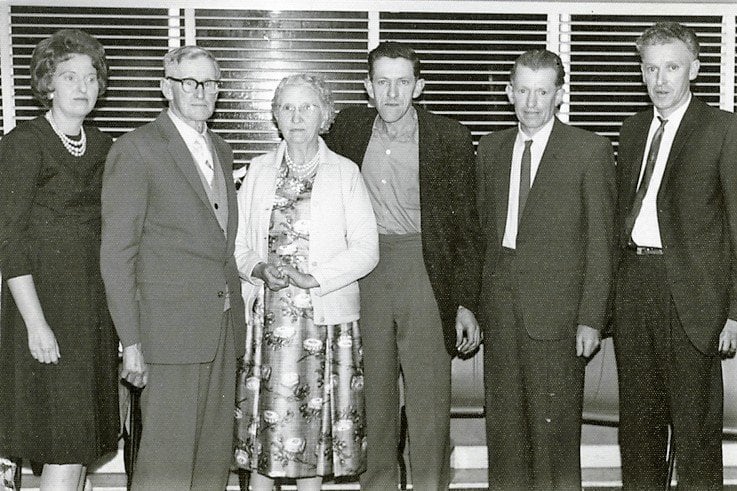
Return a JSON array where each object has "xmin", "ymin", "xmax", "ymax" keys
[{"xmin": 13, "ymin": 419, "xmax": 737, "ymax": 489}]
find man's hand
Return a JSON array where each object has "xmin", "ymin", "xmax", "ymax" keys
[
  {"xmin": 252, "ymin": 262, "xmax": 289, "ymax": 291},
  {"xmin": 121, "ymin": 343, "xmax": 148, "ymax": 388},
  {"xmin": 719, "ymin": 318, "xmax": 737, "ymax": 357},
  {"xmin": 456, "ymin": 306, "xmax": 482, "ymax": 355},
  {"xmin": 576, "ymin": 324, "xmax": 600, "ymax": 358},
  {"xmin": 26, "ymin": 320, "xmax": 60, "ymax": 364}
]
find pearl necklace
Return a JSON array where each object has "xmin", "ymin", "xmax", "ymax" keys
[
  {"xmin": 285, "ymin": 148, "xmax": 319, "ymax": 178},
  {"xmin": 45, "ymin": 112, "xmax": 86, "ymax": 157}
]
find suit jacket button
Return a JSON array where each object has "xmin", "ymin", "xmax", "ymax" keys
[{"xmin": 217, "ymin": 291, "xmax": 225, "ymax": 298}]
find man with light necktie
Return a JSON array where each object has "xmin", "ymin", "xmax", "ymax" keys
[
  {"xmin": 476, "ymin": 49, "xmax": 616, "ymax": 490},
  {"xmin": 101, "ymin": 45, "xmax": 245, "ymax": 489},
  {"xmin": 613, "ymin": 22, "xmax": 737, "ymax": 490}
]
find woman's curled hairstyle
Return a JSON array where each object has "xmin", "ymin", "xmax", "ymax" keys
[{"xmin": 30, "ymin": 29, "xmax": 108, "ymax": 107}]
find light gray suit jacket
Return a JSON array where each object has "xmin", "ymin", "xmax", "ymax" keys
[{"xmin": 101, "ymin": 111, "xmax": 245, "ymax": 364}]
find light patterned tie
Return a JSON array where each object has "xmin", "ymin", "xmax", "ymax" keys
[{"xmin": 192, "ymin": 135, "xmax": 214, "ymax": 185}]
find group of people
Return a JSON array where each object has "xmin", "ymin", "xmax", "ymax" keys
[{"xmin": 0, "ymin": 19, "xmax": 736, "ymax": 491}]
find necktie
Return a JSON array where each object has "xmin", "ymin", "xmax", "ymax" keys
[
  {"xmin": 518, "ymin": 139, "xmax": 533, "ymax": 226},
  {"xmin": 192, "ymin": 135, "xmax": 214, "ymax": 185},
  {"xmin": 624, "ymin": 117, "xmax": 667, "ymax": 243}
]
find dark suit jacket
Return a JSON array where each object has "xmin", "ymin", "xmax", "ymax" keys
[
  {"xmin": 476, "ymin": 118, "xmax": 616, "ymax": 339},
  {"xmin": 616, "ymin": 97, "xmax": 737, "ymax": 354},
  {"xmin": 100, "ymin": 111, "xmax": 246, "ymax": 364},
  {"xmin": 325, "ymin": 105, "xmax": 483, "ymax": 355}
]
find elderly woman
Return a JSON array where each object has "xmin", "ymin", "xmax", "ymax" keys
[
  {"xmin": 0, "ymin": 30, "xmax": 119, "ymax": 490},
  {"xmin": 234, "ymin": 74, "xmax": 378, "ymax": 490}
]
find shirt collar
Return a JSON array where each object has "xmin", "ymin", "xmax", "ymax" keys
[
  {"xmin": 515, "ymin": 116, "xmax": 555, "ymax": 147},
  {"xmin": 653, "ymin": 93, "xmax": 691, "ymax": 128},
  {"xmin": 168, "ymin": 108, "xmax": 208, "ymax": 143},
  {"xmin": 373, "ymin": 106, "xmax": 419, "ymax": 143}
]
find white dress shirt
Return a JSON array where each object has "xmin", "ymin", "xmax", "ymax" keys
[
  {"xmin": 168, "ymin": 109, "xmax": 214, "ymax": 186},
  {"xmin": 502, "ymin": 117, "xmax": 555, "ymax": 249},
  {"xmin": 631, "ymin": 94, "xmax": 691, "ymax": 248}
]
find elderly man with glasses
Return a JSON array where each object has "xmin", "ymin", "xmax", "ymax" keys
[{"xmin": 100, "ymin": 45, "xmax": 245, "ymax": 490}]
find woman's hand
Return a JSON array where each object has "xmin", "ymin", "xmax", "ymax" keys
[
  {"xmin": 281, "ymin": 265, "xmax": 320, "ymax": 289},
  {"xmin": 252, "ymin": 262, "xmax": 289, "ymax": 291},
  {"xmin": 7, "ymin": 275, "xmax": 60, "ymax": 364},
  {"xmin": 26, "ymin": 320, "xmax": 60, "ymax": 364}
]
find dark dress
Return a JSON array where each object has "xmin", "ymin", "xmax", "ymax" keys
[{"xmin": 0, "ymin": 116, "xmax": 120, "ymax": 465}]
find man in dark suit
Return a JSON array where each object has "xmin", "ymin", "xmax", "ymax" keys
[
  {"xmin": 324, "ymin": 41, "xmax": 482, "ymax": 490},
  {"xmin": 100, "ymin": 46, "xmax": 245, "ymax": 490},
  {"xmin": 614, "ymin": 22, "xmax": 737, "ymax": 490},
  {"xmin": 476, "ymin": 49, "xmax": 616, "ymax": 490}
]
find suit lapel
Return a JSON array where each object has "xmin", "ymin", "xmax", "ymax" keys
[
  {"xmin": 210, "ymin": 131, "xmax": 237, "ymax": 248},
  {"xmin": 416, "ymin": 107, "xmax": 444, "ymax": 216},
  {"xmin": 618, "ymin": 110, "xmax": 652, "ymax": 216},
  {"xmin": 157, "ymin": 112, "xmax": 225, "ymax": 237},
  {"xmin": 627, "ymin": 113, "xmax": 651, "ymax": 195},
  {"xmin": 417, "ymin": 107, "xmax": 435, "ymax": 190},
  {"xmin": 658, "ymin": 98, "xmax": 700, "ymax": 196},
  {"xmin": 494, "ymin": 130, "xmax": 515, "ymax": 242},
  {"xmin": 520, "ymin": 119, "xmax": 566, "ymax": 225}
]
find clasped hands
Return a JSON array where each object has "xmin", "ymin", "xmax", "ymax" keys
[{"xmin": 252, "ymin": 262, "xmax": 318, "ymax": 291}]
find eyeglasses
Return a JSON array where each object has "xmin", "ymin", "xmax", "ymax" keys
[
  {"xmin": 166, "ymin": 76, "xmax": 221, "ymax": 94},
  {"xmin": 277, "ymin": 103, "xmax": 321, "ymax": 117}
]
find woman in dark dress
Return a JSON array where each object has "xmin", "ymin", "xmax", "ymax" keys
[{"xmin": 0, "ymin": 29, "xmax": 119, "ymax": 490}]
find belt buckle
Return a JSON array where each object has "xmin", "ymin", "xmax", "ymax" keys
[{"xmin": 635, "ymin": 245, "xmax": 663, "ymax": 256}]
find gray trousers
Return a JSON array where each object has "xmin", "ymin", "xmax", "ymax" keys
[
  {"xmin": 132, "ymin": 310, "xmax": 236, "ymax": 491},
  {"xmin": 358, "ymin": 233, "xmax": 452, "ymax": 491}
]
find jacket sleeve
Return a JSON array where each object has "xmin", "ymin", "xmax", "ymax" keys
[
  {"xmin": 448, "ymin": 123, "xmax": 484, "ymax": 315},
  {"xmin": 720, "ymin": 114, "xmax": 737, "ymax": 321},
  {"xmin": 310, "ymin": 161, "xmax": 379, "ymax": 296},
  {"xmin": 576, "ymin": 136, "xmax": 617, "ymax": 330},
  {"xmin": 234, "ymin": 158, "xmax": 268, "ymax": 285},
  {"xmin": 100, "ymin": 138, "xmax": 148, "ymax": 348}
]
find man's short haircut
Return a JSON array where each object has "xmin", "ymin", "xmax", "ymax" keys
[
  {"xmin": 368, "ymin": 41, "xmax": 421, "ymax": 80},
  {"xmin": 510, "ymin": 49, "xmax": 565, "ymax": 88},
  {"xmin": 163, "ymin": 45, "xmax": 221, "ymax": 78},
  {"xmin": 636, "ymin": 22, "xmax": 700, "ymax": 60}
]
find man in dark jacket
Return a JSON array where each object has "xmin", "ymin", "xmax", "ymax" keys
[
  {"xmin": 614, "ymin": 22, "xmax": 737, "ymax": 489},
  {"xmin": 325, "ymin": 41, "xmax": 482, "ymax": 491}
]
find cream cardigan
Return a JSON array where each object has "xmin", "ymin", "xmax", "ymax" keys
[{"xmin": 235, "ymin": 138, "xmax": 379, "ymax": 325}]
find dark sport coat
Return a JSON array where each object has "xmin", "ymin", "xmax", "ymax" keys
[{"xmin": 325, "ymin": 105, "xmax": 483, "ymax": 355}]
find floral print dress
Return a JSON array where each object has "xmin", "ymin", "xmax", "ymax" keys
[{"xmin": 234, "ymin": 160, "xmax": 367, "ymax": 479}]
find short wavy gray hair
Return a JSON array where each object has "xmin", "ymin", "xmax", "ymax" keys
[
  {"xmin": 271, "ymin": 74, "xmax": 336, "ymax": 134},
  {"xmin": 636, "ymin": 22, "xmax": 700, "ymax": 60},
  {"xmin": 163, "ymin": 45, "xmax": 221, "ymax": 79}
]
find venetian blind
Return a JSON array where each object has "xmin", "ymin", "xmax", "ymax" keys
[
  {"xmin": 193, "ymin": 9, "xmax": 369, "ymax": 168},
  {"xmin": 564, "ymin": 14, "xmax": 725, "ymax": 152},
  {"xmin": 9, "ymin": 5, "xmax": 177, "ymax": 139},
  {"xmin": 379, "ymin": 11, "xmax": 548, "ymax": 145}
]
